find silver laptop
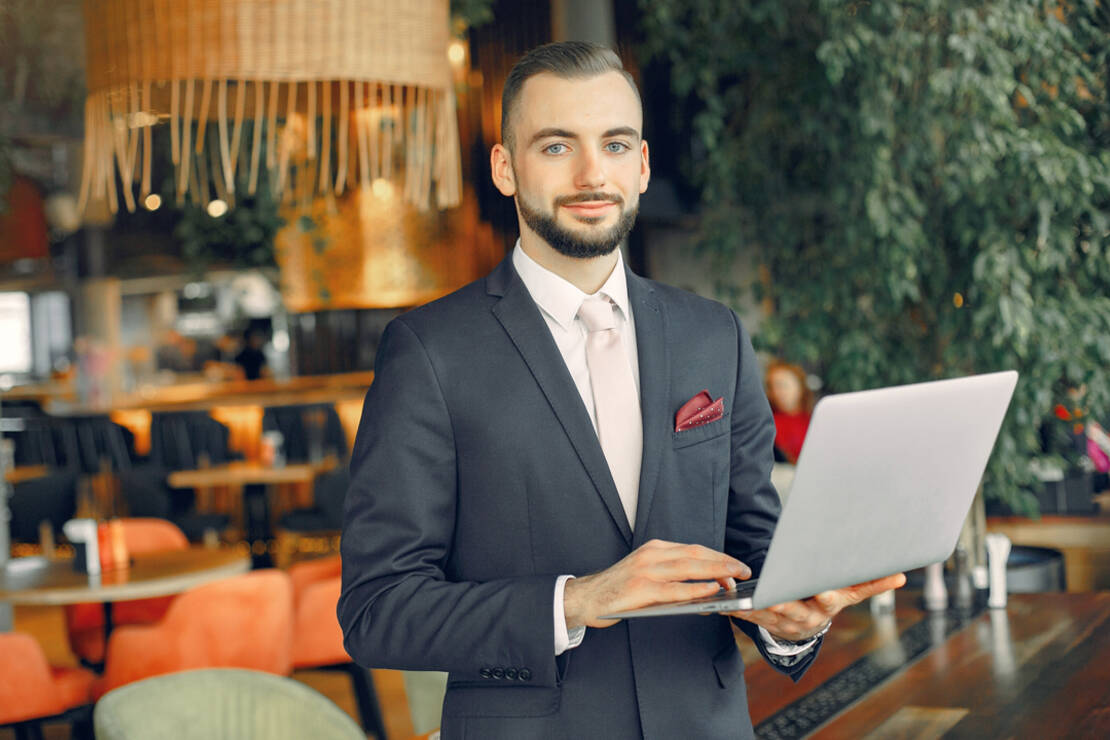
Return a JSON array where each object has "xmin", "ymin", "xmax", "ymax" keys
[{"xmin": 601, "ymin": 370, "xmax": 1018, "ymax": 619}]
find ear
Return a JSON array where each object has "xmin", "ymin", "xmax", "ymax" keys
[
  {"xmin": 490, "ymin": 143, "xmax": 517, "ymax": 197},
  {"xmin": 639, "ymin": 139, "xmax": 651, "ymax": 194}
]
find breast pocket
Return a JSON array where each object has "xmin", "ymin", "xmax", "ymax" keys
[
  {"xmin": 672, "ymin": 413, "xmax": 730, "ymax": 449},
  {"xmin": 665, "ymin": 414, "xmax": 731, "ymax": 546}
]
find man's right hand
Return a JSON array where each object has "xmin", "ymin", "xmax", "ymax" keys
[{"xmin": 563, "ymin": 539, "xmax": 750, "ymax": 630}]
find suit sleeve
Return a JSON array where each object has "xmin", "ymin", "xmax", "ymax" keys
[
  {"xmin": 724, "ymin": 311, "xmax": 822, "ymax": 680},
  {"xmin": 338, "ymin": 317, "xmax": 562, "ymax": 686}
]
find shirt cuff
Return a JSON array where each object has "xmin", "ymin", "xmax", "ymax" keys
[
  {"xmin": 758, "ymin": 625, "xmax": 819, "ymax": 656},
  {"xmin": 554, "ymin": 575, "xmax": 586, "ymax": 655}
]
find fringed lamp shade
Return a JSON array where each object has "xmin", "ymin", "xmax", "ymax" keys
[{"xmin": 79, "ymin": 0, "xmax": 461, "ymax": 215}]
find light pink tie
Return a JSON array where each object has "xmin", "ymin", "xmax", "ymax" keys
[{"xmin": 578, "ymin": 295, "xmax": 642, "ymax": 528}]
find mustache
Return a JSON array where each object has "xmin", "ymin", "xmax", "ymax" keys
[{"xmin": 554, "ymin": 192, "xmax": 624, "ymax": 207}]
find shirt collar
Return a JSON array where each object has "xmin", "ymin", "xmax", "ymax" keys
[{"xmin": 512, "ymin": 241, "xmax": 632, "ymax": 331}]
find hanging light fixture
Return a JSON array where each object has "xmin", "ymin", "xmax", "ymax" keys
[{"xmin": 79, "ymin": 0, "xmax": 461, "ymax": 215}]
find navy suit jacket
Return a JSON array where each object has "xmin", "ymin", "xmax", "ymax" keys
[{"xmin": 338, "ymin": 256, "xmax": 818, "ymax": 739}]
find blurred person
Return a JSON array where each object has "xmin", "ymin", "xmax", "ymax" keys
[
  {"xmin": 234, "ymin": 326, "xmax": 270, "ymax": 381},
  {"xmin": 765, "ymin": 360, "xmax": 815, "ymax": 464}
]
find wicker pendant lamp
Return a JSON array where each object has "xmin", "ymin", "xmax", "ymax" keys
[{"xmin": 79, "ymin": 0, "xmax": 461, "ymax": 215}]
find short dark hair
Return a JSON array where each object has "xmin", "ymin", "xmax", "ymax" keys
[{"xmin": 500, "ymin": 41, "xmax": 640, "ymax": 151}]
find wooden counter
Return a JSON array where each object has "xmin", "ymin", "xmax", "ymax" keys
[
  {"xmin": 740, "ymin": 591, "xmax": 1110, "ymax": 738},
  {"xmin": 33, "ymin": 371, "xmax": 373, "ymax": 416},
  {"xmin": 987, "ymin": 514, "xmax": 1110, "ymax": 591},
  {"xmin": 2, "ymin": 372, "xmax": 372, "ymax": 461}
]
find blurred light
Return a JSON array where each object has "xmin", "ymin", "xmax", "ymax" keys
[
  {"xmin": 144, "ymin": 193, "xmax": 162, "ymax": 211},
  {"xmin": 272, "ymin": 329, "xmax": 290, "ymax": 353},
  {"xmin": 447, "ymin": 40, "xmax": 467, "ymax": 67},
  {"xmin": 44, "ymin": 193, "xmax": 81, "ymax": 234},
  {"xmin": 207, "ymin": 199, "xmax": 229, "ymax": 218},
  {"xmin": 127, "ymin": 111, "xmax": 159, "ymax": 128},
  {"xmin": 371, "ymin": 178, "xmax": 393, "ymax": 199},
  {"xmin": 953, "ymin": 292, "xmax": 964, "ymax": 308}
]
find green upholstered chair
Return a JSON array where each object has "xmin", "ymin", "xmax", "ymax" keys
[{"xmin": 93, "ymin": 668, "xmax": 365, "ymax": 740}]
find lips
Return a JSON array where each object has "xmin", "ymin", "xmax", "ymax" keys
[{"xmin": 563, "ymin": 201, "xmax": 617, "ymax": 215}]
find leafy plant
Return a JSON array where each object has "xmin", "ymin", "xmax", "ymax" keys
[
  {"xmin": 451, "ymin": 0, "xmax": 495, "ymax": 29},
  {"xmin": 640, "ymin": 0, "xmax": 1110, "ymax": 514},
  {"xmin": 172, "ymin": 124, "xmax": 285, "ymax": 273}
]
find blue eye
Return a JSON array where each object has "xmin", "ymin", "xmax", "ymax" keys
[
  {"xmin": 605, "ymin": 141, "xmax": 631, "ymax": 153},
  {"xmin": 543, "ymin": 143, "xmax": 568, "ymax": 155}
]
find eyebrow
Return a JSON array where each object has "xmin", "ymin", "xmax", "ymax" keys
[{"xmin": 528, "ymin": 126, "xmax": 641, "ymax": 147}]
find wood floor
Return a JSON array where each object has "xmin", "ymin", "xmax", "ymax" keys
[{"xmin": 2, "ymin": 604, "xmax": 416, "ymax": 740}]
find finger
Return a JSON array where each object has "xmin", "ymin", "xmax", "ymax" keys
[
  {"xmin": 628, "ymin": 579, "xmax": 720, "ymax": 606},
  {"xmin": 716, "ymin": 577, "xmax": 737, "ymax": 590},
  {"xmin": 842, "ymin": 573, "xmax": 907, "ymax": 601},
  {"xmin": 645, "ymin": 555, "xmax": 750, "ymax": 582},
  {"xmin": 635, "ymin": 543, "xmax": 751, "ymax": 577},
  {"xmin": 810, "ymin": 573, "xmax": 907, "ymax": 615}
]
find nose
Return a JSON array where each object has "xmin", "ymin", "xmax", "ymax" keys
[{"xmin": 574, "ymin": 148, "xmax": 606, "ymax": 190}]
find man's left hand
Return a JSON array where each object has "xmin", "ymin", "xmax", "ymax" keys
[{"xmin": 726, "ymin": 573, "xmax": 907, "ymax": 642}]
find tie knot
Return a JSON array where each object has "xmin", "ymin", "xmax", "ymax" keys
[{"xmin": 578, "ymin": 296, "xmax": 617, "ymax": 333}]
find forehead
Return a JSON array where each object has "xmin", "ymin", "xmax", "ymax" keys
[{"xmin": 513, "ymin": 71, "xmax": 643, "ymax": 141}]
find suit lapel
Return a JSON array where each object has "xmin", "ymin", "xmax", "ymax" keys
[
  {"xmin": 627, "ymin": 271, "xmax": 669, "ymax": 543},
  {"xmin": 488, "ymin": 258, "xmax": 634, "ymax": 545}
]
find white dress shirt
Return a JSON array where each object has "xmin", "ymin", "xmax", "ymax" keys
[{"xmin": 511, "ymin": 244, "xmax": 817, "ymax": 658}]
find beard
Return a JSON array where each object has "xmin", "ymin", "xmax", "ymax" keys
[{"xmin": 517, "ymin": 190, "xmax": 639, "ymax": 259}]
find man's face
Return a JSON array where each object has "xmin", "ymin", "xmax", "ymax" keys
[{"xmin": 492, "ymin": 71, "xmax": 650, "ymax": 259}]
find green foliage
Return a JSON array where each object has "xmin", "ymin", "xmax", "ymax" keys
[
  {"xmin": 173, "ymin": 124, "xmax": 285, "ymax": 274},
  {"xmin": 450, "ymin": 0, "xmax": 495, "ymax": 29},
  {"xmin": 0, "ymin": 0, "xmax": 86, "ymax": 134},
  {"xmin": 174, "ymin": 187, "xmax": 283, "ymax": 274},
  {"xmin": 640, "ymin": 0, "xmax": 1110, "ymax": 513}
]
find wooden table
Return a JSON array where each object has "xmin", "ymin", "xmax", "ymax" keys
[
  {"xmin": 166, "ymin": 458, "xmax": 338, "ymax": 490},
  {"xmin": 1, "ymin": 547, "xmax": 250, "ymax": 669},
  {"xmin": 988, "ymin": 515, "xmax": 1110, "ymax": 591},
  {"xmin": 3, "ymin": 464, "xmax": 48, "ymax": 484},
  {"xmin": 0, "ymin": 547, "xmax": 250, "ymax": 607},
  {"xmin": 740, "ymin": 590, "xmax": 1110, "ymax": 738},
  {"xmin": 168, "ymin": 458, "xmax": 338, "ymax": 566}
]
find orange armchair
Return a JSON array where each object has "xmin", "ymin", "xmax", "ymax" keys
[
  {"xmin": 289, "ymin": 555, "xmax": 388, "ymax": 739},
  {"xmin": 65, "ymin": 518, "xmax": 190, "ymax": 666},
  {"xmin": 0, "ymin": 632, "xmax": 95, "ymax": 738},
  {"xmin": 95, "ymin": 569, "xmax": 293, "ymax": 698}
]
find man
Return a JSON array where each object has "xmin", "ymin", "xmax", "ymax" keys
[{"xmin": 339, "ymin": 41, "xmax": 903, "ymax": 739}]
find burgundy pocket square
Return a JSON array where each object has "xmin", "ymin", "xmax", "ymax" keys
[{"xmin": 675, "ymin": 390, "xmax": 724, "ymax": 432}]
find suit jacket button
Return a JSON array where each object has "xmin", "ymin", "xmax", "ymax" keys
[
  {"xmin": 519, "ymin": 668, "xmax": 532, "ymax": 681},
  {"xmin": 479, "ymin": 667, "xmax": 492, "ymax": 679},
  {"xmin": 492, "ymin": 667, "xmax": 504, "ymax": 679},
  {"xmin": 505, "ymin": 668, "xmax": 518, "ymax": 680}
]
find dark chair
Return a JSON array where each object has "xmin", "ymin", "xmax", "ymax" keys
[
  {"xmin": 7, "ymin": 470, "xmax": 79, "ymax": 543},
  {"xmin": 274, "ymin": 468, "xmax": 348, "ymax": 566},
  {"xmin": 262, "ymin": 404, "xmax": 348, "ymax": 464},
  {"xmin": 54, "ymin": 416, "xmax": 135, "ymax": 474},
  {"xmin": 278, "ymin": 468, "xmax": 348, "ymax": 533},
  {"xmin": 149, "ymin": 412, "xmax": 237, "ymax": 471},
  {"xmin": 117, "ymin": 465, "xmax": 229, "ymax": 544}
]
